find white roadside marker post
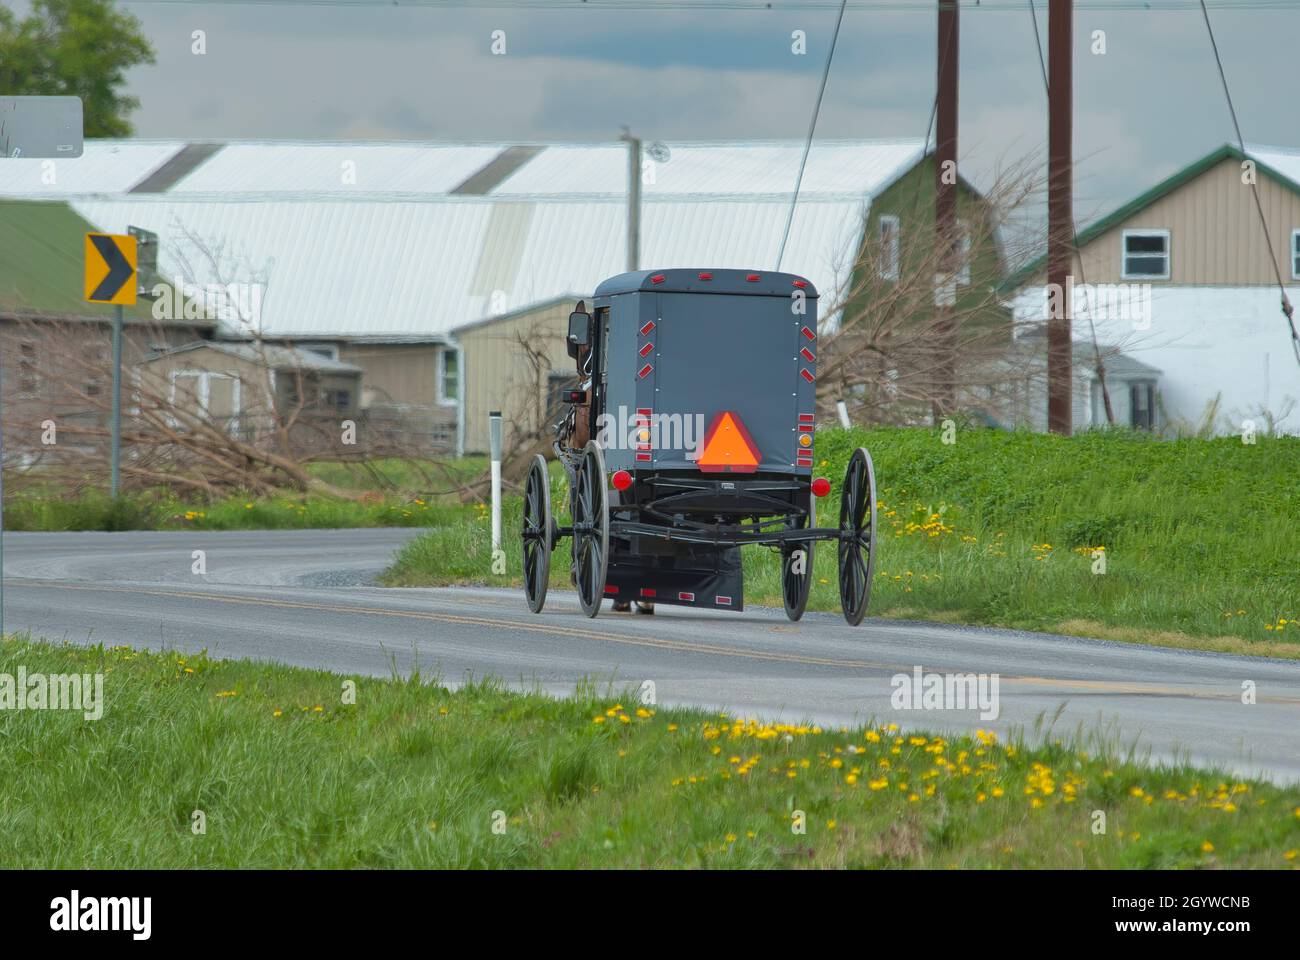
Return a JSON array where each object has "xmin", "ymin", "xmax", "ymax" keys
[
  {"xmin": 836, "ymin": 400, "xmax": 851, "ymax": 430},
  {"xmin": 489, "ymin": 411, "xmax": 503, "ymax": 555}
]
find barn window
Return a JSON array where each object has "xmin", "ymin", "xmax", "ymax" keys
[
  {"xmin": 1130, "ymin": 382, "xmax": 1155, "ymax": 431},
  {"xmin": 1292, "ymin": 229, "xmax": 1300, "ymax": 280},
  {"xmin": 878, "ymin": 215, "xmax": 900, "ymax": 281},
  {"xmin": 1121, "ymin": 230, "xmax": 1170, "ymax": 280},
  {"xmin": 19, "ymin": 341, "xmax": 38, "ymax": 395},
  {"xmin": 438, "ymin": 348, "xmax": 459, "ymax": 405}
]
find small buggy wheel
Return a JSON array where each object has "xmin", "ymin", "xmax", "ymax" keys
[
  {"xmin": 781, "ymin": 489, "xmax": 815, "ymax": 622},
  {"xmin": 837, "ymin": 447, "xmax": 877, "ymax": 626},
  {"xmin": 522, "ymin": 454, "xmax": 552, "ymax": 614},
  {"xmin": 572, "ymin": 441, "xmax": 609, "ymax": 618}
]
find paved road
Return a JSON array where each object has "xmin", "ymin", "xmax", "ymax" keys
[{"xmin": 4, "ymin": 528, "xmax": 1299, "ymax": 783}]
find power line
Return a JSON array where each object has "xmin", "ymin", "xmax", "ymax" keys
[
  {"xmin": 1197, "ymin": 0, "xmax": 1300, "ymax": 365},
  {"xmin": 776, "ymin": 0, "xmax": 847, "ymax": 270}
]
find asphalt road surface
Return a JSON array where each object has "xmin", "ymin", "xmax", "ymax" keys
[{"xmin": 4, "ymin": 528, "xmax": 1299, "ymax": 783}]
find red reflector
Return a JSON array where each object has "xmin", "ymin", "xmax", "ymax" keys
[
  {"xmin": 639, "ymin": 341, "xmax": 654, "ymax": 357},
  {"xmin": 611, "ymin": 469, "xmax": 632, "ymax": 491},
  {"xmin": 640, "ymin": 320, "xmax": 656, "ymax": 336},
  {"xmin": 640, "ymin": 588, "xmax": 656, "ymax": 598},
  {"xmin": 800, "ymin": 368, "xmax": 815, "ymax": 383},
  {"xmin": 811, "ymin": 477, "xmax": 831, "ymax": 497},
  {"xmin": 636, "ymin": 407, "xmax": 652, "ymax": 416},
  {"xmin": 638, "ymin": 363, "xmax": 653, "ymax": 379},
  {"xmin": 636, "ymin": 453, "xmax": 652, "ymax": 461},
  {"xmin": 801, "ymin": 326, "xmax": 815, "ymax": 341},
  {"xmin": 792, "ymin": 279, "xmax": 807, "ymax": 288},
  {"xmin": 745, "ymin": 274, "xmax": 761, "ymax": 282},
  {"xmin": 650, "ymin": 274, "xmax": 665, "ymax": 284},
  {"xmin": 801, "ymin": 347, "xmax": 816, "ymax": 362},
  {"xmin": 697, "ymin": 272, "xmax": 713, "ymax": 280},
  {"xmin": 678, "ymin": 591, "xmax": 695, "ymax": 602},
  {"xmin": 716, "ymin": 595, "xmax": 732, "ymax": 606},
  {"xmin": 604, "ymin": 585, "xmax": 619, "ymax": 595},
  {"xmin": 798, "ymin": 413, "xmax": 815, "ymax": 422}
]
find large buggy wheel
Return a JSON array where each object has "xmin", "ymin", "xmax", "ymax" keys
[
  {"xmin": 572, "ymin": 441, "xmax": 609, "ymax": 618},
  {"xmin": 521, "ymin": 454, "xmax": 552, "ymax": 614},
  {"xmin": 837, "ymin": 447, "xmax": 877, "ymax": 626},
  {"xmin": 781, "ymin": 489, "xmax": 815, "ymax": 622}
]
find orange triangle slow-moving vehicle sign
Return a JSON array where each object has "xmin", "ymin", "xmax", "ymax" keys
[{"xmin": 696, "ymin": 411, "xmax": 761, "ymax": 473}]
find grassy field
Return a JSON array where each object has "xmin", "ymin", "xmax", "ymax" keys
[
  {"xmin": 382, "ymin": 427, "xmax": 1300, "ymax": 658},
  {"xmin": 2, "ymin": 635, "xmax": 1296, "ymax": 869},
  {"xmin": 1, "ymin": 457, "xmax": 486, "ymax": 532}
]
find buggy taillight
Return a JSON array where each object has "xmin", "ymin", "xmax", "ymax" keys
[
  {"xmin": 811, "ymin": 477, "xmax": 831, "ymax": 497},
  {"xmin": 611, "ymin": 470, "xmax": 633, "ymax": 491}
]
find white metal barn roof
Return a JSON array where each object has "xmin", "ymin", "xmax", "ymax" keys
[
  {"xmin": 73, "ymin": 194, "xmax": 868, "ymax": 339},
  {"xmin": 489, "ymin": 140, "xmax": 925, "ymax": 199},
  {"xmin": 7, "ymin": 137, "xmax": 927, "ymax": 339},
  {"xmin": 0, "ymin": 140, "xmax": 188, "ymax": 196},
  {"xmin": 1245, "ymin": 143, "xmax": 1300, "ymax": 191},
  {"xmin": 168, "ymin": 141, "xmax": 513, "ymax": 198}
]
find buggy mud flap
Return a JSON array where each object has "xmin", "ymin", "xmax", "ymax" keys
[{"xmin": 603, "ymin": 541, "xmax": 743, "ymax": 611}]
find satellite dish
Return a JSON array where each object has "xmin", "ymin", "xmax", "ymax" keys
[{"xmin": 646, "ymin": 141, "xmax": 671, "ymax": 163}]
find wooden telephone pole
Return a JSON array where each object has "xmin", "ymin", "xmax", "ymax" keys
[
  {"xmin": 933, "ymin": 0, "xmax": 959, "ymax": 418},
  {"xmin": 1046, "ymin": 0, "xmax": 1074, "ymax": 434}
]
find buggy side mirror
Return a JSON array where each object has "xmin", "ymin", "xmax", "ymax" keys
[
  {"xmin": 567, "ymin": 306, "xmax": 591, "ymax": 360},
  {"xmin": 567, "ymin": 310, "xmax": 591, "ymax": 347}
]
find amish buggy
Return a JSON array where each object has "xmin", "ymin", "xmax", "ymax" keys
[{"xmin": 520, "ymin": 268, "xmax": 877, "ymax": 625}]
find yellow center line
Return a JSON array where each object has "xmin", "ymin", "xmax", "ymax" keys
[
  {"xmin": 27, "ymin": 579, "xmax": 893, "ymax": 669},
  {"xmin": 14, "ymin": 579, "xmax": 1300, "ymax": 706}
]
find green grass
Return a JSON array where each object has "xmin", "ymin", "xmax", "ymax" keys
[
  {"xmin": 305, "ymin": 456, "xmax": 488, "ymax": 492},
  {"xmin": 1, "ymin": 490, "xmax": 459, "ymax": 532},
  {"xmin": 382, "ymin": 426, "xmax": 1300, "ymax": 657},
  {"xmin": 1, "ymin": 457, "xmax": 487, "ymax": 532},
  {"xmin": 2, "ymin": 635, "xmax": 1295, "ymax": 868}
]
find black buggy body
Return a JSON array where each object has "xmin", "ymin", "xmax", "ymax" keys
[
  {"xmin": 520, "ymin": 267, "xmax": 878, "ymax": 625},
  {"xmin": 591, "ymin": 269, "xmax": 820, "ymax": 477}
]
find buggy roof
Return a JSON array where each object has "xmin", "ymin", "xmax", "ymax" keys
[{"xmin": 593, "ymin": 268, "xmax": 818, "ymax": 299}]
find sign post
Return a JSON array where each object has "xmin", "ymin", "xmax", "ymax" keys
[
  {"xmin": 84, "ymin": 233, "xmax": 137, "ymax": 498},
  {"xmin": 110, "ymin": 306, "xmax": 124, "ymax": 497},
  {"xmin": 489, "ymin": 412, "xmax": 503, "ymax": 554}
]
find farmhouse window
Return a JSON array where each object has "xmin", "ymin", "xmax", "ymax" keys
[
  {"xmin": 438, "ymin": 348, "xmax": 460, "ymax": 406},
  {"xmin": 1121, "ymin": 230, "xmax": 1170, "ymax": 280},
  {"xmin": 1129, "ymin": 382, "xmax": 1155, "ymax": 431}
]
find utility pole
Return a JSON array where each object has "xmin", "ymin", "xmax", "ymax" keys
[
  {"xmin": 1047, "ymin": 0, "xmax": 1074, "ymax": 435},
  {"xmin": 620, "ymin": 127, "xmax": 641, "ymax": 273},
  {"xmin": 933, "ymin": 0, "xmax": 959, "ymax": 419},
  {"xmin": 110, "ymin": 304, "xmax": 124, "ymax": 496}
]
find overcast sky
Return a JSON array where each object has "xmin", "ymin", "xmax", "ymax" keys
[{"xmin": 94, "ymin": 1, "xmax": 1300, "ymax": 225}]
